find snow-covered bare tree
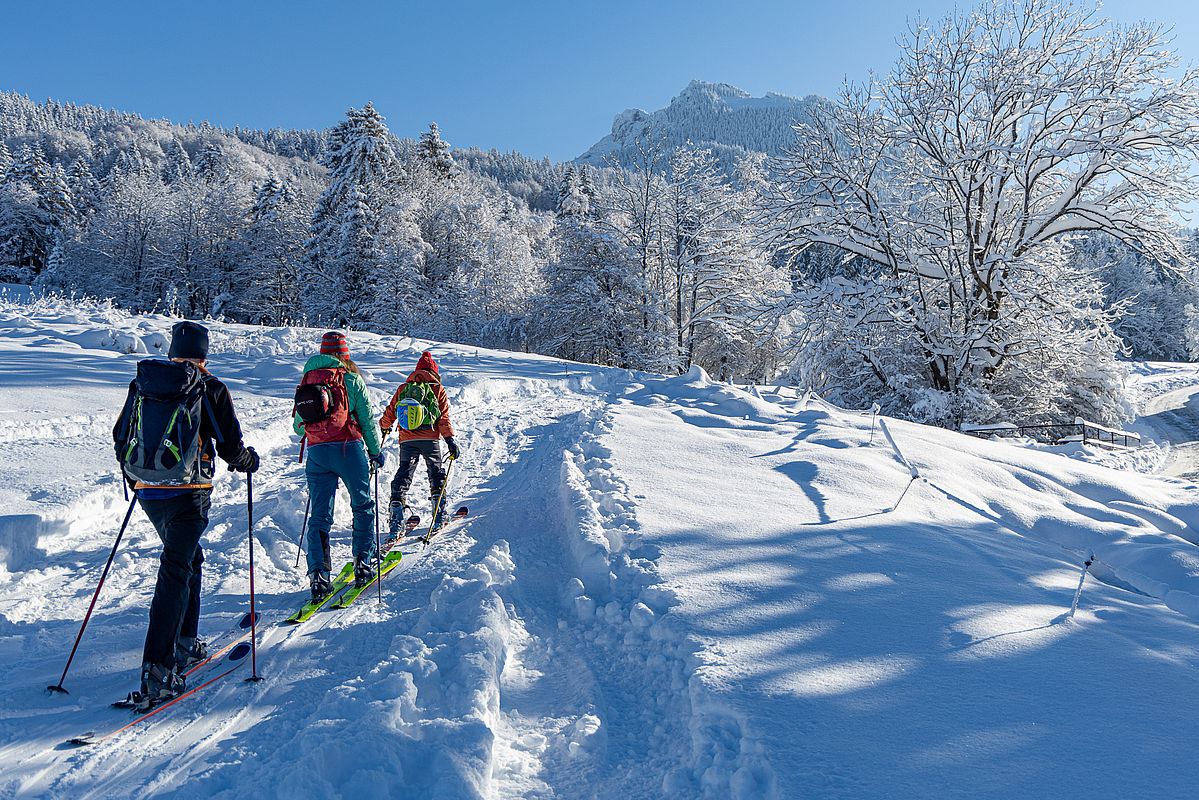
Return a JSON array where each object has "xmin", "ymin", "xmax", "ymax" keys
[
  {"xmin": 536, "ymin": 213, "xmax": 643, "ymax": 368},
  {"xmin": 599, "ymin": 137, "xmax": 674, "ymax": 370},
  {"xmin": 764, "ymin": 0, "xmax": 1199, "ymax": 425},
  {"xmin": 664, "ymin": 147, "xmax": 785, "ymax": 375}
]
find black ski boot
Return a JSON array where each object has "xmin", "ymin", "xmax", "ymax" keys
[
  {"xmin": 174, "ymin": 636, "xmax": 208, "ymax": 670},
  {"xmin": 136, "ymin": 662, "xmax": 185, "ymax": 711},
  {"xmin": 309, "ymin": 570, "xmax": 332, "ymax": 602},
  {"xmin": 353, "ymin": 555, "xmax": 375, "ymax": 588}
]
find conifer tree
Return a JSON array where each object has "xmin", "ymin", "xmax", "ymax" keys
[
  {"xmin": 418, "ymin": 122, "xmax": 456, "ymax": 179},
  {"xmin": 304, "ymin": 102, "xmax": 403, "ymax": 325},
  {"xmin": 161, "ymin": 138, "xmax": 193, "ymax": 184},
  {"xmin": 0, "ymin": 142, "xmax": 11, "ymax": 183},
  {"xmin": 67, "ymin": 158, "xmax": 101, "ymax": 221}
]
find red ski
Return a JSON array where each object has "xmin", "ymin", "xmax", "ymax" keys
[{"xmin": 67, "ymin": 643, "xmax": 251, "ymax": 747}]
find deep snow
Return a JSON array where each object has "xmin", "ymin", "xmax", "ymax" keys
[{"xmin": 0, "ymin": 298, "xmax": 1197, "ymax": 799}]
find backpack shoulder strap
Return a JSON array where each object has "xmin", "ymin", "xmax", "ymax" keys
[{"xmin": 203, "ymin": 392, "xmax": 224, "ymax": 445}]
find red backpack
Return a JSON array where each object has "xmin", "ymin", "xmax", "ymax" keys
[{"xmin": 294, "ymin": 368, "xmax": 361, "ymax": 445}]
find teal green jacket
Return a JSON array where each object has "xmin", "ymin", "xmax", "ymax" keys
[{"xmin": 292, "ymin": 354, "xmax": 382, "ymax": 456}]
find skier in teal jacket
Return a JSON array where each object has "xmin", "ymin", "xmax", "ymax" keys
[{"xmin": 292, "ymin": 331, "xmax": 384, "ymax": 599}]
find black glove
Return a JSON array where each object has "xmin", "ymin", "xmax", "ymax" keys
[
  {"xmin": 369, "ymin": 451, "xmax": 387, "ymax": 470},
  {"xmin": 231, "ymin": 446, "xmax": 260, "ymax": 474},
  {"xmin": 445, "ymin": 437, "xmax": 460, "ymax": 460}
]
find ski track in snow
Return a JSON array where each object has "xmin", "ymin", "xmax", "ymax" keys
[
  {"xmin": 2, "ymin": 301, "xmax": 1199, "ymax": 799},
  {"xmin": 0, "ymin": 301, "xmax": 736, "ymax": 800}
]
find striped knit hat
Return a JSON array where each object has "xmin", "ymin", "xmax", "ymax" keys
[{"xmin": 320, "ymin": 331, "xmax": 350, "ymax": 359}]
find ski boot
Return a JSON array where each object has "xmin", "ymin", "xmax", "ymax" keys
[
  {"xmin": 353, "ymin": 554, "xmax": 376, "ymax": 588},
  {"xmin": 135, "ymin": 661, "xmax": 185, "ymax": 711},
  {"xmin": 387, "ymin": 498, "xmax": 409, "ymax": 539},
  {"xmin": 309, "ymin": 569, "xmax": 332, "ymax": 602},
  {"xmin": 174, "ymin": 636, "xmax": 208, "ymax": 670}
]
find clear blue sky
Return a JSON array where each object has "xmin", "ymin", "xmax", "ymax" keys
[{"xmin": 2, "ymin": 0, "xmax": 1196, "ymax": 161}]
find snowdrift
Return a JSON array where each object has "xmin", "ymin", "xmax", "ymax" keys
[{"xmin": 0, "ymin": 298, "xmax": 1197, "ymax": 799}]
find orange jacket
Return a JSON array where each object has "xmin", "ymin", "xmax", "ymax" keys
[{"xmin": 380, "ymin": 369, "xmax": 455, "ymax": 442}]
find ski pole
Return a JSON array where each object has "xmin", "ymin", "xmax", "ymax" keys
[
  {"xmin": 48, "ymin": 495, "xmax": 138, "ymax": 695},
  {"xmin": 423, "ymin": 455, "xmax": 456, "ymax": 545},
  {"xmin": 245, "ymin": 471, "xmax": 262, "ymax": 682},
  {"xmin": 372, "ymin": 462, "xmax": 383, "ymax": 606},
  {"xmin": 294, "ymin": 491, "xmax": 310, "ymax": 569}
]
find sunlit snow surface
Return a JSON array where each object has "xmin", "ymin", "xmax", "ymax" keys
[{"xmin": 0, "ymin": 295, "xmax": 1197, "ymax": 799}]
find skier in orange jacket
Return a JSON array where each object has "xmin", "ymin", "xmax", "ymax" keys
[{"xmin": 379, "ymin": 351, "xmax": 459, "ymax": 535}]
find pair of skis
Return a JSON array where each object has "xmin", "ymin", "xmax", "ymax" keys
[
  {"xmin": 284, "ymin": 505, "xmax": 467, "ymax": 625},
  {"xmin": 65, "ymin": 506, "xmax": 470, "ymax": 746},
  {"xmin": 285, "ymin": 514, "xmax": 420, "ymax": 624},
  {"xmin": 67, "ymin": 610, "xmax": 261, "ymax": 747}
]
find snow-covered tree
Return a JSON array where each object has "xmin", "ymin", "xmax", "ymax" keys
[
  {"xmin": 764, "ymin": 0, "xmax": 1199, "ymax": 425},
  {"xmin": 598, "ymin": 138, "xmax": 674, "ymax": 370},
  {"xmin": 557, "ymin": 164, "xmax": 590, "ymax": 218},
  {"xmin": 304, "ymin": 102, "xmax": 404, "ymax": 324},
  {"xmin": 235, "ymin": 175, "xmax": 309, "ymax": 325},
  {"xmin": 0, "ymin": 143, "xmax": 62, "ymax": 279},
  {"xmin": 161, "ymin": 138, "xmax": 193, "ymax": 185},
  {"xmin": 417, "ymin": 122, "xmax": 456, "ymax": 180},
  {"xmin": 67, "ymin": 158, "xmax": 101, "ymax": 222},
  {"xmin": 536, "ymin": 213, "xmax": 644, "ymax": 368},
  {"xmin": 192, "ymin": 141, "xmax": 226, "ymax": 183},
  {"xmin": 1068, "ymin": 232, "xmax": 1199, "ymax": 361}
]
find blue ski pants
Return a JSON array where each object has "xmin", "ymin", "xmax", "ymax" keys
[{"xmin": 304, "ymin": 441, "xmax": 376, "ymax": 575}]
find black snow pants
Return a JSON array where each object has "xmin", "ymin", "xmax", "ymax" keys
[
  {"xmin": 390, "ymin": 439, "xmax": 446, "ymax": 502},
  {"xmin": 138, "ymin": 490, "xmax": 210, "ymax": 670}
]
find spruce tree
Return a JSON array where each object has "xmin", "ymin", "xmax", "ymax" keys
[
  {"xmin": 67, "ymin": 158, "xmax": 100, "ymax": 220},
  {"xmin": 193, "ymin": 142, "xmax": 225, "ymax": 182},
  {"xmin": 161, "ymin": 138, "xmax": 193, "ymax": 184},
  {"xmin": 304, "ymin": 102, "xmax": 402, "ymax": 325},
  {"xmin": 418, "ymin": 122, "xmax": 456, "ymax": 179}
]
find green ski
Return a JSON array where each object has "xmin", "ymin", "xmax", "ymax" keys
[
  {"xmin": 331, "ymin": 550, "xmax": 405, "ymax": 609},
  {"xmin": 285, "ymin": 561, "xmax": 356, "ymax": 624}
]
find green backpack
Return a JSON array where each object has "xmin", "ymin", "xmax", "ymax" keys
[{"xmin": 395, "ymin": 381, "xmax": 441, "ymax": 431}]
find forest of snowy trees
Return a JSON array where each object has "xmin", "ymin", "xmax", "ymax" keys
[{"xmin": 2, "ymin": 0, "xmax": 1197, "ymax": 429}]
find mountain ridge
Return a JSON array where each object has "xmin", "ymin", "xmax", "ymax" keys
[{"xmin": 575, "ymin": 79, "xmax": 826, "ymax": 168}]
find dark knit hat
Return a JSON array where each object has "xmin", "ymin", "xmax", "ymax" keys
[
  {"xmin": 168, "ymin": 321, "xmax": 209, "ymax": 360},
  {"xmin": 321, "ymin": 331, "xmax": 350, "ymax": 359},
  {"xmin": 416, "ymin": 351, "xmax": 438, "ymax": 374}
]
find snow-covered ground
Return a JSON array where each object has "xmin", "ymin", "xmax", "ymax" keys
[
  {"xmin": 1, "ymin": 298, "xmax": 1198, "ymax": 799},
  {"xmin": 1128, "ymin": 361, "xmax": 1199, "ymax": 481}
]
